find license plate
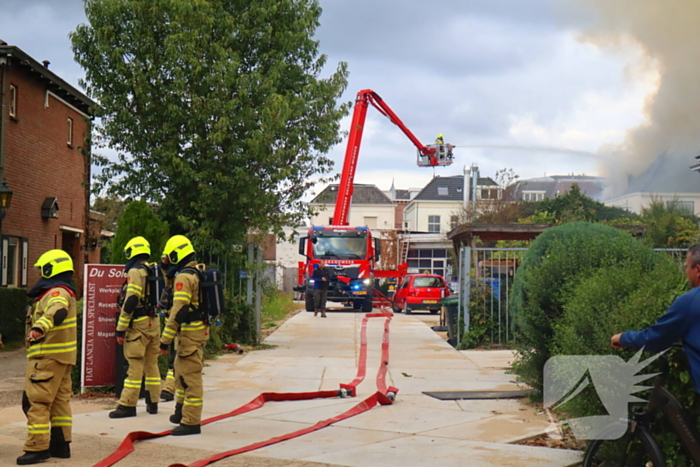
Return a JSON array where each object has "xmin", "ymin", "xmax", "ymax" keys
[
  {"xmin": 354, "ymin": 291, "xmax": 367, "ymax": 295},
  {"xmin": 423, "ymin": 300, "xmax": 438, "ymax": 304}
]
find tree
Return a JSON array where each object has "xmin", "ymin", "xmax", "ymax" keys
[
  {"xmin": 92, "ymin": 195, "xmax": 128, "ymax": 232},
  {"xmin": 71, "ymin": 0, "xmax": 350, "ymax": 252},
  {"xmin": 111, "ymin": 200, "xmax": 169, "ymax": 264},
  {"xmin": 535, "ymin": 184, "xmax": 636, "ymax": 223},
  {"xmin": 641, "ymin": 197, "xmax": 699, "ymax": 248},
  {"xmin": 459, "ymin": 168, "xmax": 534, "ymax": 225}
]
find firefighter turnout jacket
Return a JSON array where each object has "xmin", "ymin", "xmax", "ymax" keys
[
  {"xmin": 24, "ymin": 286, "xmax": 77, "ymax": 452},
  {"xmin": 116, "ymin": 263, "xmax": 161, "ymax": 406},
  {"xmin": 160, "ymin": 261, "xmax": 209, "ymax": 425}
]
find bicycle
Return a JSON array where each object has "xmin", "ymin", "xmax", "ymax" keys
[{"xmin": 583, "ymin": 345, "xmax": 700, "ymax": 466}]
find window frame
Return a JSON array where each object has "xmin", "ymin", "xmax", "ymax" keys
[
  {"xmin": 67, "ymin": 117, "xmax": 74, "ymax": 146},
  {"xmin": 450, "ymin": 215, "xmax": 459, "ymax": 230},
  {"xmin": 427, "ymin": 215, "xmax": 441, "ymax": 233},
  {"xmin": 9, "ymin": 84, "xmax": 17, "ymax": 118}
]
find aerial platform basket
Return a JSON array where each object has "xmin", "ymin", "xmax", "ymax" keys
[{"xmin": 417, "ymin": 143, "xmax": 455, "ymax": 167}]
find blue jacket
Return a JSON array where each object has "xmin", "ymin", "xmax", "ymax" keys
[{"xmin": 620, "ymin": 287, "xmax": 700, "ymax": 392}]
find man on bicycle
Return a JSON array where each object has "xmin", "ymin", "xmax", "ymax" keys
[{"xmin": 611, "ymin": 244, "xmax": 700, "ymax": 389}]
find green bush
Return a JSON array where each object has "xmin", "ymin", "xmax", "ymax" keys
[
  {"xmin": 511, "ymin": 222, "xmax": 666, "ymax": 393},
  {"xmin": 111, "ymin": 200, "xmax": 169, "ymax": 264},
  {"xmin": 459, "ymin": 286, "xmax": 496, "ymax": 349},
  {"xmin": 0, "ymin": 288, "xmax": 30, "ymax": 343}
]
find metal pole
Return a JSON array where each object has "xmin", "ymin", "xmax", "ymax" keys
[
  {"xmin": 254, "ymin": 245, "xmax": 262, "ymax": 343},
  {"xmin": 457, "ymin": 247, "xmax": 463, "ymax": 346},
  {"xmin": 246, "ymin": 243, "xmax": 254, "ymax": 306}
]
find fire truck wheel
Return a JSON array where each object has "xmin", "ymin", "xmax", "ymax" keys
[
  {"xmin": 361, "ymin": 296, "xmax": 373, "ymax": 313},
  {"xmin": 305, "ymin": 295, "xmax": 315, "ymax": 312},
  {"xmin": 392, "ymin": 301, "xmax": 402, "ymax": 313},
  {"xmin": 353, "ymin": 300, "xmax": 362, "ymax": 310}
]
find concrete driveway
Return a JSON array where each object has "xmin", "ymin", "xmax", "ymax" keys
[{"xmin": 1, "ymin": 310, "xmax": 582, "ymax": 466}]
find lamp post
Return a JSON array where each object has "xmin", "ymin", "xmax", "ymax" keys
[{"xmin": 0, "ymin": 179, "xmax": 13, "ymax": 248}]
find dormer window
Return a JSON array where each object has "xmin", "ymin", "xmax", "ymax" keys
[{"xmin": 437, "ymin": 187, "xmax": 448, "ymax": 196}]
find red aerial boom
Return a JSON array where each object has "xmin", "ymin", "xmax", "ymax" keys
[{"xmin": 332, "ymin": 89, "xmax": 452, "ymax": 227}]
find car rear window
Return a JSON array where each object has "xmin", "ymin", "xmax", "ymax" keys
[{"xmin": 413, "ymin": 277, "xmax": 443, "ymax": 288}]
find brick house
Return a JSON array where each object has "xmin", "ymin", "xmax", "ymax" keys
[{"xmin": 0, "ymin": 43, "xmax": 98, "ymax": 291}]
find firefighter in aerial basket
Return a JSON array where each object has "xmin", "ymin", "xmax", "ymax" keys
[
  {"xmin": 18, "ymin": 250, "xmax": 77, "ymax": 465},
  {"xmin": 159, "ymin": 235, "xmax": 208, "ymax": 436},
  {"xmin": 110, "ymin": 236, "xmax": 162, "ymax": 418}
]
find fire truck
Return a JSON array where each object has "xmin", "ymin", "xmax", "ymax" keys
[{"xmin": 297, "ymin": 89, "xmax": 453, "ymax": 312}]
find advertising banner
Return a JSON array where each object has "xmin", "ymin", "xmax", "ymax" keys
[{"xmin": 81, "ymin": 264, "xmax": 125, "ymax": 390}]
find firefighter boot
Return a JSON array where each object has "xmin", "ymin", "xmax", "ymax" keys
[
  {"xmin": 169, "ymin": 403, "xmax": 183, "ymax": 424},
  {"xmin": 160, "ymin": 390, "xmax": 174, "ymax": 402},
  {"xmin": 49, "ymin": 427, "xmax": 70, "ymax": 459},
  {"xmin": 171, "ymin": 423, "xmax": 201, "ymax": 436},
  {"xmin": 109, "ymin": 405, "xmax": 136, "ymax": 419},
  {"xmin": 321, "ymin": 309, "xmax": 327, "ymax": 318},
  {"xmin": 314, "ymin": 309, "xmax": 318, "ymax": 317},
  {"xmin": 16, "ymin": 450, "xmax": 50, "ymax": 465},
  {"xmin": 146, "ymin": 392, "xmax": 158, "ymax": 415}
]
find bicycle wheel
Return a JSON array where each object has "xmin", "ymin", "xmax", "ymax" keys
[{"xmin": 582, "ymin": 423, "xmax": 665, "ymax": 467}]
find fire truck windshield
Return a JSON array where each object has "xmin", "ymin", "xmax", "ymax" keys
[{"xmin": 312, "ymin": 236, "xmax": 368, "ymax": 260}]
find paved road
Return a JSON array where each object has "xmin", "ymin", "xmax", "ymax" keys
[{"xmin": 0, "ymin": 310, "xmax": 581, "ymax": 466}]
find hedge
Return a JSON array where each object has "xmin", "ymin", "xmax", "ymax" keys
[
  {"xmin": 511, "ymin": 221, "xmax": 675, "ymax": 393},
  {"xmin": 0, "ymin": 288, "xmax": 30, "ymax": 343},
  {"xmin": 511, "ymin": 221, "xmax": 697, "ymax": 465}
]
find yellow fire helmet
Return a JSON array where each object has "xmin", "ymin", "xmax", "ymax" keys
[
  {"xmin": 437, "ymin": 133, "xmax": 444, "ymax": 138},
  {"xmin": 35, "ymin": 249, "xmax": 74, "ymax": 279},
  {"xmin": 124, "ymin": 236, "xmax": 151, "ymax": 260},
  {"xmin": 162, "ymin": 235, "xmax": 195, "ymax": 265}
]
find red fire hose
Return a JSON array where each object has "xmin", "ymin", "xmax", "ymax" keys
[{"xmin": 93, "ymin": 312, "xmax": 398, "ymax": 467}]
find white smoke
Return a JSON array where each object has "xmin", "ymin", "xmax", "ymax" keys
[{"xmin": 574, "ymin": 0, "xmax": 700, "ymax": 196}]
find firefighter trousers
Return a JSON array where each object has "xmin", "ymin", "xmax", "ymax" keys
[
  {"xmin": 162, "ymin": 341, "xmax": 177, "ymax": 395},
  {"xmin": 119, "ymin": 326, "xmax": 161, "ymax": 406},
  {"xmin": 174, "ymin": 344, "xmax": 204, "ymax": 426},
  {"xmin": 22, "ymin": 358, "xmax": 73, "ymax": 452}
]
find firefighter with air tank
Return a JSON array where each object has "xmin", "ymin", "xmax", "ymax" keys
[
  {"xmin": 110, "ymin": 237, "xmax": 161, "ymax": 418},
  {"xmin": 159, "ymin": 235, "xmax": 208, "ymax": 436},
  {"xmin": 17, "ymin": 250, "xmax": 77, "ymax": 465}
]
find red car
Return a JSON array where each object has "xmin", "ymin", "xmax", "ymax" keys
[{"xmin": 392, "ymin": 274, "xmax": 450, "ymax": 314}]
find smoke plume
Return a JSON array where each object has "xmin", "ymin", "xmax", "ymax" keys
[{"xmin": 576, "ymin": 0, "xmax": 700, "ymax": 196}]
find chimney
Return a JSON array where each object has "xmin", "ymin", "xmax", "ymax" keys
[
  {"xmin": 463, "ymin": 165, "xmax": 470, "ymax": 209},
  {"xmin": 0, "ymin": 39, "xmax": 7, "ymax": 46},
  {"xmin": 471, "ymin": 163, "xmax": 479, "ymax": 203},
  {"xmin": 42, "ymin": 60, "xmax": 50, "ymax": 69}
]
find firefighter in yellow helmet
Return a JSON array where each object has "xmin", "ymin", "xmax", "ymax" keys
[
  {"xmin": 110, "ymin": 237, "xmax": 162, "ymax": 419},
  {"xmin": 18, "ymin": 250, "xmax": 77, "ymax": 465},
  {"xmin": 159, "ymin": 235, "xmax": 208, "ymax": 436},
  {"xmin": 436, "ymin": 133, "xmax": 444, "ymax": 145}
]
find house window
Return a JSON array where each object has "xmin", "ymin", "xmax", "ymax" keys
[
  {"xmin": 6, "ymin": 237, "xmax": 18, "ymax": 287},
  {"xmin": 428, "ymin": 215, "xmax": 440, "ymax": 233},
  {"xmin": 329, "ymin": 217, "xmax": 333, "ymax": 225},
  {"xmin": 364, "ymin": 216, "xmax": 377, "ymax": 229},
  {"xmin": 450, "ymin": 215, "xmax": 459, "ymax": 230},
  {"xmin": 9, "ymin": 85, "xmax": 17, "ymax": 118},
  {"xmin": 67, "ymin": 117, "xmax": 73, "ymax": 146},
  {"xmin": 2, "ymin": 236, "xmax": 27, "ymax": 288},
  {"xmin": 406, "ymin": 248, "xmax": 449, "ymax": 277},
  {"xmin": 437, "ymin": 187, "xmax": 448, "ymax": 196},
  {"xmin": 677, "ymin": 201, "xmax": 695, "ymax": 214},
  {"xmin": 523, "ymin": 191, "xmax": 545, "ymax": 202}
]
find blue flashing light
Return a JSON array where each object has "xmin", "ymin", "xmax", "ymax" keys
[
  {"xmin": 356, "ymin": 227, "xmax": 368, "ymax": 230},
  {"xmin": 312, "ymin": 226, "xmax": 324, "ymax": 230}
]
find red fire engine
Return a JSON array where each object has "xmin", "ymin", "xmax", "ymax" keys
[{"xmin": 297, "ymin": 89, "xmax": 453, "ymax": 312}]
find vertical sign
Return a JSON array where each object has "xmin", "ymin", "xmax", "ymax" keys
[{"xmin": 81, "ymin": 264, "xmax": 126, "ymax": 390}]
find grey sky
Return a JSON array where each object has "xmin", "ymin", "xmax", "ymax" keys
[{"xmin": 0, "ymin": 0, "xmax": 655, "ymax": 195}]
